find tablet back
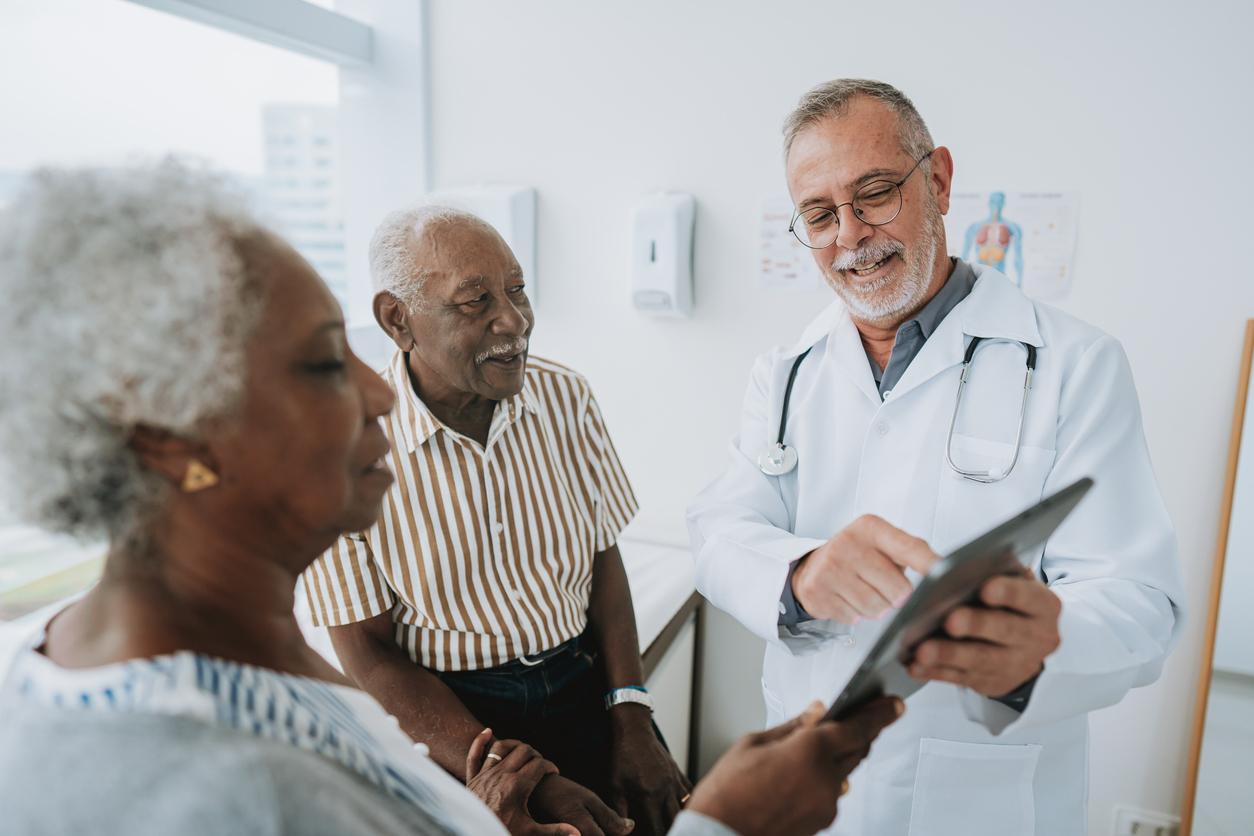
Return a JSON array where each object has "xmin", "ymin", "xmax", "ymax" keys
[{"xmin": 825, "ymin": 476, "xmax": 1094, "ymax": 722}]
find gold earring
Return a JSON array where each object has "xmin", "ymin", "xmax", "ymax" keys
[{"xmin": 181, "ymin": 460, "xmax": 219, "ymax": 493}]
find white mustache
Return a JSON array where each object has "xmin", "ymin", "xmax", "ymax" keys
[
  {"xmin": 830, "ymin": 239, "xmax": 904, "ymax": 272},
  {"xmin": 475, "ymin": 338, "xmax": 528, "ymax": 365}
]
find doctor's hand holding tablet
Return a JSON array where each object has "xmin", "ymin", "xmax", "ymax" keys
[{"xmin": 792, "ymin": 513, "xmax": 1063, "ymax": 699}]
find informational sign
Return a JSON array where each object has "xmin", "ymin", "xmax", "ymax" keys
[
  {"xmin": 945, "ymin": 191, "xmax": 1081, "ymax": 300},
  {"xmin": 759, "ymin": 196, "xmax": 825, "ymax": 290}
]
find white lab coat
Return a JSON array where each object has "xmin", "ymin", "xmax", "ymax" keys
[{"xmin": 687, "ymin": 265, "xmax": 1183, "ymax": 836}]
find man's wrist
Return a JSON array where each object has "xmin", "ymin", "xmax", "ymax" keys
[
  {"xmin": 779, "ymin": 554, "xmax": 816, "ymax": 628},
  {"xmin": 606, "ymin": 685, "xmax": 654, "ymax": 732},
  {"xmin": 992, "ymin": 668, "xmax": 1042, "ymax": 712},
  {"xmin": 605, "ymin": 685, "xmax": 653, "ymax": 710},
  {"xmin": 609, "ymin": 702, "xmax": 654, "ymax": 734}
]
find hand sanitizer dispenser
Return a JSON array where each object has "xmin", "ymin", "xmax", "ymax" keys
[{"xmin": 631, "ymin": 192, "xmax": 695, "ymax": 317}]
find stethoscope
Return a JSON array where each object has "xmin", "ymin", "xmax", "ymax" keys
[{"xmin": 757, "ymin": 336, "xmax": 1037, "ymax": 483}]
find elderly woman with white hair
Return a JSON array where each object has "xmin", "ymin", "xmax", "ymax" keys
[{"xmin": 0, "ymin": 162, "xmax": 900, "ymax": 836}]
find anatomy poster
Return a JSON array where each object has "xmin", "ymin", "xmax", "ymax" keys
[{"xmin": 945, "ymin": 191, "xmax": 1081, "ymax": 300}]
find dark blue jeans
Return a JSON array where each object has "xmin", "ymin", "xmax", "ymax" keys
[{"xmin": 436, "ymin": 632, "xmax": 615, "ymax": 800}]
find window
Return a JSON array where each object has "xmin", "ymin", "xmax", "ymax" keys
[
  {"xmin": 0, "ymin": 0, "xmax": 431, "ymax": 622},
  {"xmin": 1, "ymin": 0, "xmax": 348, "ymax": 303}
]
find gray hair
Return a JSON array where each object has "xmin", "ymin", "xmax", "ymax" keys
[
  {"xmin": 0, "ymin": 160, "xmax": 267, "ymax": 545},
  {"xmin": 368, "ymin": 204, "xmax": 495, "ymax": 310},
  {"xmin": 782, "ymin": 78, "xmax": 934, "ymax": 162}
]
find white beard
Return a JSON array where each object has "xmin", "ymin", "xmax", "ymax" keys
[{"xmin": 826, "ymin": 212, "xmax": 944, "ymax": 327}]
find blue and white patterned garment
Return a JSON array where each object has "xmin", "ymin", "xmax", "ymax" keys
[
  {"xmin": 0, "ymin": 614, "xmax": 506, "ymax": 836},
  {"xmin": 0, "ymin": 611, "xmax": 736, "ymax": 836}
]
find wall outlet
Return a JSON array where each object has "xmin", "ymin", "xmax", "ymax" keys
[{"xmin": 1112, "ymin": 806, "xmax": 1180, "ymax": 836}]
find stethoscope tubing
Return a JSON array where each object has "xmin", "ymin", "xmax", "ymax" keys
[{"xmin": 764, "ymin": 336, "xmax": 1036, "ymax": 483}]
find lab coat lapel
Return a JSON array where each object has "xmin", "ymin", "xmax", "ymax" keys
[
  {"xmin": 830, "ymin": 308, "xmax": 883, "ymax": 405},
  {"xmin": 781, "ymin": 299, "xmax": 881, "ymax": 405},
  {"xmin": 884, "ymin": 265, "xmax": 1043, "ymax": 402}
]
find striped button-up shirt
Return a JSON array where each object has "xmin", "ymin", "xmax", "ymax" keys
[{"xmin": 303, "ymin": 351, "xmax": 638, "ymax": 672}]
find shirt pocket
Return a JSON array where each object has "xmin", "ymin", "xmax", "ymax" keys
[
  {"xmin": 931, "ymin": 433, "xmax": 1056, "ymax": 560},
  {"xmin": 906, "ymin": 738, "xmax": 1041, "ymax": 836}
]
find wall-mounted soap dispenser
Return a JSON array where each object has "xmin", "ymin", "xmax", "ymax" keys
[{"xmin": 631, "ymin": 192, "xmax": 694, "ymax": 318}]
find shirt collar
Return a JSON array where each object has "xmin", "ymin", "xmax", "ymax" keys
[
  {"xmin": 900, "ymin": 257, "xmax": 977, "ymax": 341},
  {"xmin": 387, "ymin": 350, "xmax": 540, "ymax": 454}
]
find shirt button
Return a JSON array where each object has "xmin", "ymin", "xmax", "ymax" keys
[
  {"xmin": 876, "ymin": 420, "xmax": 890, "ymax": 436},
  {"xmin": 778, "ymin": 601, "xmax": 786, "ymax": 615},
  {"xmin": 491, "ymin": 522, "xmax": 505, "ymax": 535},
  {"xmin": 509, "ymin": 588, "xmax": 523, "ymax": 601},
  {"xmin": 839, "ymin": 635, "xmax": 856, "ymax": 647},
  {"xmin": 882, "ymin": 389, "xmax": 892, "ymax": 399}
]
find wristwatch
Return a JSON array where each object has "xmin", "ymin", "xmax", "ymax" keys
[{"xmin": 604, "ymin": 685, "xmax": 654, "ymax": 712}]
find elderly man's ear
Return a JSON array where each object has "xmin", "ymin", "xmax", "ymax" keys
[
  {"xmin": 373, "ymin": 291, "xmax": 415, "ymax": 352},
  {"xmin": 128, "ymin": 426, "xmax": 221, "ymax": 494}
]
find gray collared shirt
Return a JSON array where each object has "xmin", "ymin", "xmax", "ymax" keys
[{"xmin": 870, "ymin": 258, "xmax": 977, "ymax": 399}]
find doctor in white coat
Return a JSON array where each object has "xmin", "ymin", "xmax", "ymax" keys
[{"xmin": 687, "ymin": 79, "xmax": 1184, "ymax": 836}]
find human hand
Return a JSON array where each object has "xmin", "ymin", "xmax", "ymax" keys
[
  {"xmin": 791, "ymin": 515, "xmax": 938, "ymax": 622},
  {"xmin": 909, "ymin": 568, "xmax": 1062, "ymax": 698},
  {"xmin": 530, "ymin": 773, "xmax": 634, "ymax": 836},
  {"xmin": 687, "ymin": 697, "xmax": 903, "ymax": 836},
  {"xmin": 606, "ymin": 706, "xmax": 691, "ymax": 836},
  {"xmin": 465, "ymin": 728, "xmax": 577, "ymax": 836}
]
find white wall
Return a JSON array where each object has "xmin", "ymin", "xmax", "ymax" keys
[{"xmin": 424, "ymin": 0, "xmax": 1254, "ymax": 830}]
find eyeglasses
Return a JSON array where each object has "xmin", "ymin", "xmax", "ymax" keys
[{"xmin": 789, "ymin": 150, "xmax": 934, "ymax": 249}]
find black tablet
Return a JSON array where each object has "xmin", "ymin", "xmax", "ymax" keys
[{"xmin": 824, "ymin": 476, "xmax": 1093, "ymax": 722}]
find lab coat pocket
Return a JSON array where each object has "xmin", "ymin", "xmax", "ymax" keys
[
  {"xmin": 931, "ymin": 434, "xmax": 1055, "ymax": 556},
  {"xmin": 906, "ymin": 738, "xmax": 1041, "ymax": 836}
]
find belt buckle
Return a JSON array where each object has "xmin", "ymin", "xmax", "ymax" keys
[{"xmin": 516, "ymin": 636, "xmax": 576, "ymax": 667}]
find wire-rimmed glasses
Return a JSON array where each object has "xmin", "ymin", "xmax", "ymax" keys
[{"xmin": 789, "ymin": 150, "xmax": 934, "ymax": 249}]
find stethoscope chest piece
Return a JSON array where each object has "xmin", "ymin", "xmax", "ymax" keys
[
  {"xmin": 758, "ymin": 442, "xmax": 799, "ymax": 476},
  {"xmin": 759, "ymin": 347, "xmax": 813, "ymax": 478}
]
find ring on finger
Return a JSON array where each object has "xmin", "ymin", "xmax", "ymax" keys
[
  {"xmin": 485, "ymin": 753, "xmax": 503, "ymax": 765},
  {"xmin": 680, "ymin": 793, "xmax": 691, "ymax": 805}
]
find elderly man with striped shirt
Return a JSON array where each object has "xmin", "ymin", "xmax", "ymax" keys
[{"xmin": 304, "ymin": 207, "xmax": 686, "ymax": 836}]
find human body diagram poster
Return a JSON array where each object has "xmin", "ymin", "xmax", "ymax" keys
[{"xmin": 944, "ymin": 191, "xmax": 1081, "ymax": 301}]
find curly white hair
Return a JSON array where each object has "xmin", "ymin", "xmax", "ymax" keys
[{"xmin": 0, "ymin": 160, "xmax": 267, "ymax": 545}]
